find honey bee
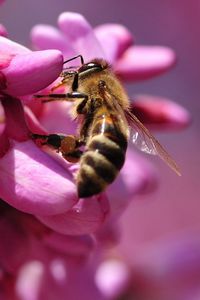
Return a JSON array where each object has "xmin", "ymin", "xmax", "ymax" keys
[{"xmin": 33, "ymin": 55, "xmax": 181, "ymax": 198}]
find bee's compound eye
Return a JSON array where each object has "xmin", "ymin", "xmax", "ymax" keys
[{"xmin": 79, "ymin": 63, "xmax": 102, "ymax": 73}]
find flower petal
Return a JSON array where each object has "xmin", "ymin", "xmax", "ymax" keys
[
  {"xmin": 37, "ymin": 195, "xmax": 110, "ymax": 235},
  {"xmin": 94, "ymin": 24, "xmax": 133, "ymax": 63},
  {"xmin": 2, "ymin": 49, "xmax": 63, "ymax": 96},
  {"xmin": 58, "ymin": 12, "xmax": 105, "ymax": 61},
  {"xmin": 0, "ymin": 24, "xmax": 8, "ymax": 37},
  {"xmin": 114, "ymin": 46, "xmax": 176, "ymax": 81},
  {"xmin": 39, "ymin": 101, "xmax": 76, "ymax": 135},
  {"xmin": 30, "ymin": 24, "xmax": 75, "ymax": 58},
  {"xmin": 2, "ymin": 95, "xmax": 30, "ymax": 142},
  {"xmin": 131, "ymin": 95, "xmax": 191, "ymax": 130},
  {"xmin": 0, "ymin": 140, "xmax": 78, "ymax": 215},
  {"xmin": 0, "ymin": 53, "xmax": 14, "ymax": 71},
  {"xmin": 43, "ymin": 232, "xmax": 94, "ymax": 257},
  {"xmin": 0, "ymin": 36, "xmax": 30, "ymax": 55}
]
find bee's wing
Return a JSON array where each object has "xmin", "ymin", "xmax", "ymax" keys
[{"xmin": 125, "ymin": 110, "xmax": 181, "ymax": 176}]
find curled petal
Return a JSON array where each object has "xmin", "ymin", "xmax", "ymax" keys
[
  {"xmin": 0, "ymin": 140, "xmax": 78, "ymax": 215},
  {"xmin": 131, "ymin": 95, "xmax": 191, "ymax": 130},
  {"xmin": 0, "ymin": 24, "xmax": 8, "ymax": 37},
  {"xmin": 30, "ymin": 24, "xmax": 75, "ymax": 58},
  {"xmin": 58, "ymin": 12, "xmax": 105, "ymax": 61},
  {"xmin": 94, "ymin": 24, "xmax": 133, "ymax": 63},
  {"xmin": 24, "ymin": 105, "xmax": 47, "ymax": 134},
  {"xmin": 1, "ymin": 95, "xmax": 30, "ymax": 142},
  {"xmin": 37, "ymin": 195, "xmax": 110, "ymax": 235},
  {"xmin": 2, "ymin": 49, "xmax": 63, "ymax": 96},
  {"xmin": 0, "ymin": 36, "xmax": 30, "ymax": 56},
  {"xmin": 43, "ymin": 232, "xmax": 94, "ymax": 257},
  {"xmin": 114, "ymin": 46, "xmax": 176, "ymax": 81}
]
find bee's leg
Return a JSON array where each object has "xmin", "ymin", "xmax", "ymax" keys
[
  {"xmin": 63, "ymin": 54, "xmax": 84, "ymax": 66},
  {"xmin": 35, "ymin": 91, "xmax": 88, "ymax": 103},
  {"xmin": 31, "ymin": 133, "xmax": 84, "ymax": 163},
  {"xmin": 31, "ymin": 133, "xmax": 66, "ymax": 149},
  {"xmin": 51, "ymin": 70, "xmax": 78, "ymax": 91}
]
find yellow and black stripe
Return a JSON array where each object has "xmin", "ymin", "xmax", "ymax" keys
[{"xmin": 77, "ymin": 114, "xmax": 128, "ymax": 197}]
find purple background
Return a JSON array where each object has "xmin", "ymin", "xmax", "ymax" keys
[{"xmin": 0, "ymin": 0, "xmax": 199, "ymax": 258}]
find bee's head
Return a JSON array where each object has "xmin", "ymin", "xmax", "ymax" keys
[{"xmin": 78, "ymin": 58, "xmax": 109, "ymax": 75}]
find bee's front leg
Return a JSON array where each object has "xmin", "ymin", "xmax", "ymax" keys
[
  {"xmin": 31, "ymin": 133, "xmax": 84, "ymax": 163},
  {"xmin": 34, "ymin": 91, "xmax": 88, "ymax": 103}
]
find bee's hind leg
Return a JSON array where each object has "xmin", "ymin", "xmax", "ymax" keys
[{"xmin": 31, "ymin": 133, "xmax": 84, "ymax": 163}]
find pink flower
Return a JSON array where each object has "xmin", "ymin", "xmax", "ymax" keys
[
  {"xmin": 0, "ymin": 24, "xmax": 7, "ymax": 37},
  {"xmin": 0, "ymin": 10, "xmax": 190, "ymax": 300}
]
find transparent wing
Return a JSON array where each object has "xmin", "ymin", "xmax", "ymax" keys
[{"xmin": 126, "ymin": 110, "xmax": 181, "ymax": 176}]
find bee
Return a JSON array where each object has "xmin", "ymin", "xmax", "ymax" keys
[{"xmin": 33, "ymin": 55, "xmax": 181, "ymax": 198}]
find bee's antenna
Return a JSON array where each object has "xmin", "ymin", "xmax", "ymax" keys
[{"xmin": 63, "ymin": 55, "xmax": 84, "ymax": 66}]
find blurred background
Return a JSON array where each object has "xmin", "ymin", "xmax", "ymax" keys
[{"xmin": 0, "ymin": 0, "xmax": 199, "ymax": 261}]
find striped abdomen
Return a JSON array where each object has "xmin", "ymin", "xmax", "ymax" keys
[{"xmin": 76, "ymin": 114, "xmax": 128, "ymax": 198}]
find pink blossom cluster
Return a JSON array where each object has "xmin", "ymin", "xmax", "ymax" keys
[{"xmin": 0, "ymin": 9, "xmax": 190, "ymax": 299}]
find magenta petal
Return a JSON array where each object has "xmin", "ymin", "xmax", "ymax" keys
[
  {"xmin": 0, "ymin": 53, "xmax": 14, "ymax": 71},
  {"xmin": 0, "ymin": 24, "xmax": 8, "ymax": 37},
  {"xmin": 30, "ymin": 24, "xmax": 75, "ymax": 58},
  {"xmin": 94, "ymin": 24, "xmax": 133, "ymax": 63},
  {"xmin": 3, "ymin": 49, "xmax": 63, "ymax": 96},
  {"xmin": 114, "ymin": 46, "xmax": 176, "ymax": 81},
  {"xmin": 2, "ymin": 95, "xmax": 30, "ymax": 141},
  {"xmin": 131, "ymin": 95, "xmax": 191, "ymax": 130},
  {"xmin": 0, "ymin": 140, "xmax": 78, "ymax": 215},
  {"xmin": 43, "ymin": 232, "xmax": 94, "ymax": 257},
  {"xmin": 0, "ymin": 36, "xmax": 30, "ymax": 55},
  {"xmin": 37, "ymin": 195, "xmax": 110, "ymax": 235},
  {"xmin": 58, "ymin": 12, "xmax": 105, "ymax": 61}
]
